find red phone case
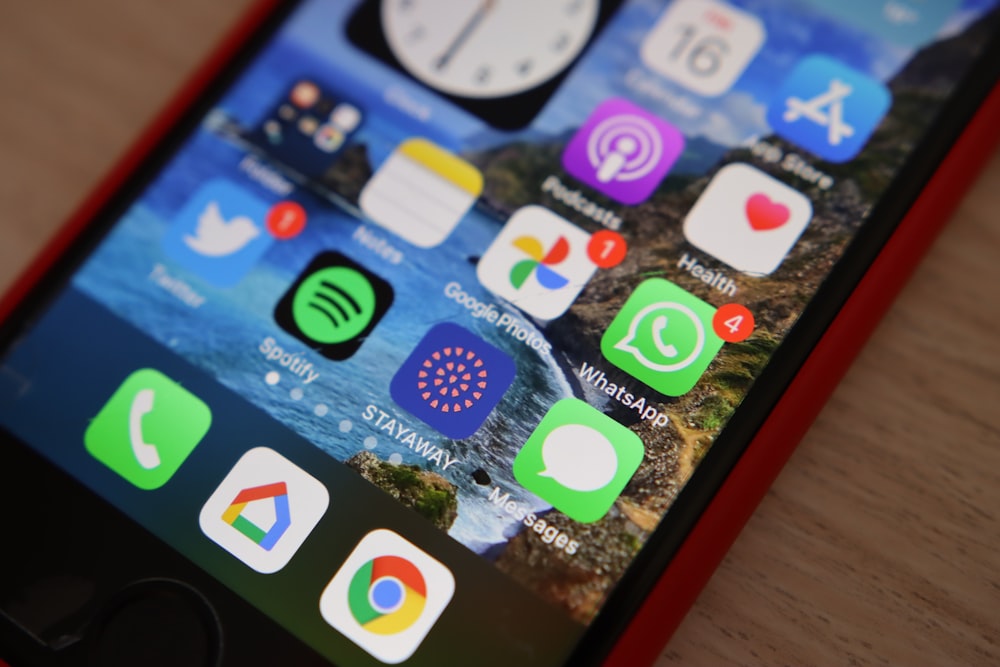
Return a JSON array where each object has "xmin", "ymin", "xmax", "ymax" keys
[{"xmin": 1, "ymin": 3, "xmax": 998, "ymax": 666}]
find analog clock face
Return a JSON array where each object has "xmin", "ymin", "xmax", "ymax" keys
[{"xmin": 381, "ymin": 0, "xmax": 600, "ymax": 99}]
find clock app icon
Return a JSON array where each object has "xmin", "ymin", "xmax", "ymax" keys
[{"xmin": 347, "ymin": 0, "xmax": 623, "ymax": 130}]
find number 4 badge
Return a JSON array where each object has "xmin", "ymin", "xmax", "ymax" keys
[{"xmin": 641, "ymin": 0, "xmax": 765, "ymax": 97}]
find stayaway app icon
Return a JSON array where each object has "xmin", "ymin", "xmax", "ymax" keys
[
  {"xmin": 513, "ymin": 399, "xmax": 644, "ymax": 524},
  {"xmin": 85, "ymin": 368, "xmax": 211, "ymax": 490},
  {"xmin": 163, "ymin": 180, "xmax": 274, "ymax": 287},
  {"xmin": 601, "ymin": 279, "xmax": 724, "ymax": 396},
  {"xmin": 683, "ymin": 163, "xmax": 813, "ymax": 275},
  {"xmin": 767, "ymin": 55, "xmax": 891, "ymax": 163},
  {"xmin": 360, "ymin": 138, "xmax": 483, "ymax": 248},
  {"xmin": 275, "ymin": 251, "xmax": 393, "ymax": 360},
  {"xmin": 476, "ymin": 206, "xmax": 596, "ymax": 320},
  {"xmin": 562, "ymin": 98, "xmax": 684, "ymax": 205},
  {"xmin": 390, "ymin": 323, "xmax": 516, "ymax": 440},
  {"xmin": 320, "ymin": 528, "xmax": 455, "ymax": 664},
  {"xmin": 641, "ymin": 0, "xmax": 765, "ymax": 97},
  {"xmin": 200, "ymin": 447, "xmax": 329, "ymax": 574}
]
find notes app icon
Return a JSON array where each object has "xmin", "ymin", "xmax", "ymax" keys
[{"xmin": 360, "ymin": 138, "xmax": 483, "ymax": 248}]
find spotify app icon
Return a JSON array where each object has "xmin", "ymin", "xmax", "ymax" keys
[{"xmin": 275, "ymin": 251, "xmax": 393, "ymax": 360}]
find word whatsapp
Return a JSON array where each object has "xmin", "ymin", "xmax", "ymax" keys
[{"xmin": 601, "ymin": 279, "xmax": 723, "ymax": 396}]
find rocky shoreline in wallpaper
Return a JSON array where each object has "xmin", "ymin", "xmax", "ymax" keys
[{"xmin": 222, "ymin": 9, "xmax": 995, "ymax": 625}]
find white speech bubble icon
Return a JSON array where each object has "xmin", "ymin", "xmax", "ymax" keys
[
  {"xmin": 613, "ymin": 301, "xmax": 705, "ymax": 373},
  {"xmin": 538, "ymin": 424, "xmax": 618, "ymax": 492}
]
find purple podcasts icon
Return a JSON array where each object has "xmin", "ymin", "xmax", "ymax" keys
[{"xmin": 562, "ymin": 98, "xmax": 685, "ymax": 205}]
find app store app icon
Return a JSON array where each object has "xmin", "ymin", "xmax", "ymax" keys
[
  {"xmin": 513, "ymin": 399, "xmax": 644, "ymax": 524},
  {"xmin": 562, "ymin": 98, "xmax": 684, "ymax": 205},
  {"xmin": 767, "ymin": 55, "xmax": 891, "ymax": 163}
]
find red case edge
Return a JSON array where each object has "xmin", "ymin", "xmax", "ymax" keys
[
  {"xmin": 604, "ymin": 80, "xmax": 1000, "ymax": 667},
  {"xmin": 0, "ymin": 0, "xmax": 281, "ymax": 325}
]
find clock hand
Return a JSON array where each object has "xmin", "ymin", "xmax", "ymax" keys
[{"xmin": 433, "ymin": 0, "xmax": 497, "ymax": 72}]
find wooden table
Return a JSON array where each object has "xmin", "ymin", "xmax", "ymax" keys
[{"xmin": 1, "ymin": 2, "xmax": 997, "ymax": 665}]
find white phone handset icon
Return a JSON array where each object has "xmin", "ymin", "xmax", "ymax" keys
[
  {"xmin": 651, "ymin": 315, "xmax": 679, "ymax": 359},
  {"xmin": 129, "ymin": 388, "xmax": 161, "ymax": 470}
]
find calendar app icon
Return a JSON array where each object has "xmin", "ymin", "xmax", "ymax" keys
[{"xmin": 641, "ymin": 0, "xmax": 765, "ymax": 97}]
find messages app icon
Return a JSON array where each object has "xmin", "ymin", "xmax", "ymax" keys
[
  {"xmin": 513, "ymin": 399, "xmax": 644, "ymax": 524},
  {"xmin": 601, "ymin": 279, "xmax": 724, "ymax": 396}
]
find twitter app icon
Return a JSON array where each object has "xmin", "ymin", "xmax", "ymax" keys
[{"xmin": 163, "ymin": 180, "xmax": 273, "ymax": 287}]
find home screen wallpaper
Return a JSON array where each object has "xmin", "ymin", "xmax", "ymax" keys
[{"xmin": 1, "ymin": 0, "xmax": 997, "ymax": 662}]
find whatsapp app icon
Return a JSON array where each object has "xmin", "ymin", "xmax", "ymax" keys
[{"xmin": 601, "ymin": 278, "xmax": 723, "ymax": 396}]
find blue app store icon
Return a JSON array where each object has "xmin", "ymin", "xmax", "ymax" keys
[
  {"xmin": 390, "ymin": 323, "xmax": 516, "ymax": 440},
  {"xmin": 163, "ymin": 180, "xmax": 273, "ymax": 287},
  {"xmin": 767, "ymin": 55, "xmax": 891, "ymax": 164}
]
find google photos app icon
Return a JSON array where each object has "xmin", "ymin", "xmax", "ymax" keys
[{"xmin": 477, "ymin": 206, "xmax": 596, "ymax": 319}]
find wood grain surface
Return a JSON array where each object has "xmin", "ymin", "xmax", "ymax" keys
[{"xmin": 1, "ymin": 2, "xmax": 997, "ymax": 665}]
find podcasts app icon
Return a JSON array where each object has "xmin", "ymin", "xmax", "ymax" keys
[
  {"xmin": 275, "ymin": 251, "xmax": 393, "ymax": 360},
  {"xmin": 562, "ymin": 98, "xmax": 685, "ymax": 205}
]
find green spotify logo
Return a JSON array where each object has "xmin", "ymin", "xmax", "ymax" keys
[{"xmin": 276, "ymin": 252, "xmax": 393, "ymax": 360}]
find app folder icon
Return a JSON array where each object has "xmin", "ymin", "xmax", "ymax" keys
[{"xmin": 360, "ymin": 138, "xmax": 483, "ymax": 248}]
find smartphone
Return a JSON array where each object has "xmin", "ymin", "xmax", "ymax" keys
[{"xmin": 2, "ymin": 1, "xmax": 999, "ymax": 666}]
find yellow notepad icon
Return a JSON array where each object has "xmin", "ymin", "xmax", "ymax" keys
[{"xmin": 360, "ymin": 138, "xmax": 483, "ymax": 248}]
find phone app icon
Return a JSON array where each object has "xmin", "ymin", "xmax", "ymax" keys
[
  {"xmin": 390, "ymin": 323, "xmax": 516, "ymax": 440},
  {"xmin": 641, "ymin": 0, "xmax": 765, "ymax": 97},
  {"xmin": 767, "ymin": 55, "xmax": 891, "ymax": 163},
  {"xmin": 683, "ymin": 163, "xmax": 813, "ymax": 275},
  {"xmin": 562, "ymin": 98, "xmax": 684, "ymax": 205},
  {"xmin": 601, "ymin": 279, "xmax": 724, "ymax": 396},
  {"xmin": 513, "ymin": 399, "xmax": 644, "ymax": 524},
  {"xmin": 84, "ymin": 369, "xmax": 211, "ymax": 490},
  {"xmin": 360, "ymin": 138, "xmax": 483, "ymax": 248},
  {"xmin": 162, "ymin": 180, "xmax": 275, "ymax": 288},
  {"xmin": 319, "ymin": 528, "xmax": 455, "ymax": 664},
  {"xmin": 274, "ymin": 252, "xmax": 393, "ymax": 360},
  {"xmin": 476, "ymin": 205, "xmax": 596, "ymax": 320},
  {"xmin": 199, "ymin": 447, "xmax": 329, "ymax": 574}
]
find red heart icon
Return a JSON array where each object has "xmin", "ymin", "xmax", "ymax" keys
[{"xmin": 745, "ymin": 193, "xmax": 790, "ymax": 231}]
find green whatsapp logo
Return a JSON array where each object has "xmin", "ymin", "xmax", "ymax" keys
[
  {"xmin": 292, "ymin": 266, "xmax": 376, "ymax": 344},
  {"xmin": 514, "ymin": 399, "xmax": 644, "ymax": 523},
  {"xmin": 601, "ymin": 279, "xmax": 723, "ymax": 396}
]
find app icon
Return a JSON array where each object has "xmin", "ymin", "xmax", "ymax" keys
[
  {"xmin": 360, "ymin": 138, "xmax": 483, "ymax": 248},
  {"xmin": 641, "ymin": 0, "xmax": 765, "ymax": 97},
  {"xmin": 767, "ymin": 55, "xmax": 891, "ymax": 163},
  {"xmin": 274, "ymin": 252, "xmax": 393, "ymax": 361},
  {"xmin": 513, "ymin": 399, "xmax": 644, "ymax": 524},
  {"xmin": 601, "ymin": 279, "xmax": 724, "ymax": 396},
  {"xmin": 476, "ymin": 206, "xmax": 596, "ymax": 319},
  {"xmin": 162, "ymin": 180, "xmax": 274, "ymax": 287},
  {"xmin": 683, "ymin": 163, "xmax": 812, "ymax": 275},
  {"xmin": 390, "ymin": 323, "xmax": 516, "ymax": 440},
  {"xmin": 319, "ymin": 528, "xmax": 455, "ymax": 664},
  {"xmin": 562, "ymin": 98, "xmax": 684, "ymax": 205},
  {"xmin": 84, "ymin": 369, "xmax": 211, "ymax": 490},
  {"xmin": 199, "ymin": 447, "xmax": 329, "ymax": 574}
]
